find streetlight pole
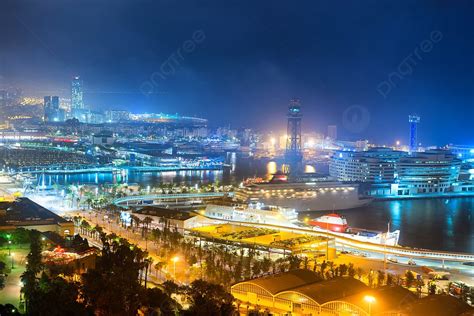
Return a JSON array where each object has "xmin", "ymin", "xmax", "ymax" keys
[
  {"xmin": 171, "ymin": 256, "xmax": 179, "ymax": 279},
  {"xmin": 364, "ymin": 295, "xmax": 375, "ymax": 316},
  {"xmin": 11, "ymin": 253, "xmax": 14, "ymax": 270}
]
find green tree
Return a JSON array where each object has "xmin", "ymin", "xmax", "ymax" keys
[
  {"xmin": 141, "ymin": 287, "xmax": 180, "ymax": 315},
  {"xmin": 405, "ymin": 271, "xmax": 415, "ymax": 288},
  {"xmin": 183, "ymin": 280, "xmax": 235, "ymax": 316},
  {"xmin": 29, "ymin": 273, "xmax": 89, "ymax": 316},
  {"xmin": 81, "ymin": 238, "xmax": 147, "ymax": 315}
]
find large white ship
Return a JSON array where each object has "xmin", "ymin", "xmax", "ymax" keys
[
  {"xmin": 204, "ymin": 201, "xmax": 299, "ymax": 226},
  {"xmin": 234, "ymin": 172, "xmax": 372, "ymax": 211}
]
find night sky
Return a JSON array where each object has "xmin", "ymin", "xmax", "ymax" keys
[{"xmin": 1, "ymin": 1, "xmax": 473, "ymax": 145}]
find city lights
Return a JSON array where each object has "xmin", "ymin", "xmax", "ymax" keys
[{"xmin": 0, "ymin": 2, "xmax": 473, "ymax": 315}]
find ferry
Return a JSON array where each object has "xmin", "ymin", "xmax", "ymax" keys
[
  {"xmin": 308, "ymin": 213, "xmax": 400, "ymax": 246},
  {"xmin": 234, "ymin": 172, "xmax": 372, "ymax": 211}
]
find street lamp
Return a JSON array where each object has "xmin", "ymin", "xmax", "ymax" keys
[
  {"xmin": 11, "ymin": 253, "xmax": 14, "ymax": 270},
  {"xmin": 364, "ymin": 295, "xmax": 376, "ymax": 316},
  {"xmin": 8, "ymin": 240, "xmax": 12, "ymax": 256},
  {"xmin": 171, "ymin": 256, "xmax": 179, "ymax": 278}
]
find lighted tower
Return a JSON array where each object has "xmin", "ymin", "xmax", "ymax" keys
[
  {"xmin": 71, "ymin": 76, "xmax": 84, "ymax": 110},
  {"xmin": 284, "ymin": 99, "xmax": 303, "ymax": 175},
  {"xmin": 409, "ymin": 114, "xmax": 420, "ymax": 152}
]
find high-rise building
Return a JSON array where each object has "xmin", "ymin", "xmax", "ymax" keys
[
  {"xmin": 44, "ymin": 96, "xmax": 64, "ymax": 122},
  {"xmin": 51, "ymin": 96, "xmax": 60, "ymax": 110},
  {"xmin": 71, "ymin": 76, "xmax": 84, "ymax": 110},
  {"xmin": 284, "ymin": 99, "xmax": 302, "ymax": 175},
  {"xmin": 43, "ymin": 96, "xmax": 52, "ymax": 109},
  {"xmin": 408, "ymin": 114, "xmax": 420, "ymax": 152},
  {"xmin": 327, "ymin": 125, "xmax": 337, "ymax": 140}
]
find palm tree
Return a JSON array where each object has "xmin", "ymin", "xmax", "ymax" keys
[
  {"xmin": 144, "ymin": 257, "xmax": 153, "ymax": 287},
  {"xmin": 130, "ymin": 214, "xmax": 140, "ymax": 233}
]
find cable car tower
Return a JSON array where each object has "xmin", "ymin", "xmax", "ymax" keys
[{"xmin": 284, "ymin": 99, "xmax": 303, "ymax": 175}]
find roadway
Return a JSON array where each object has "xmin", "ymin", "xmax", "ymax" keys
[{"xmin": 190, "ymin": 213, "xmax": 474, "ymax": 277}]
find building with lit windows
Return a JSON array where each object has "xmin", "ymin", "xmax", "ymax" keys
[
  {"xmin": 44, "ymin": 96, "xmax": 65, "ymax": 122},
  {"xmin": 231, "ymin": 270, "xmax": 418, "ymax": 315},
  {"xmin": 329, "ymin": 148, "xmax": 404, "ymax": 183},
  {"xmin": 393, "ymin": 149, "xmax": 461, "ymax": 196},
  {"xmin": 71, "ymin": 76, "xmax": 84, "ymax": 110},
  {"xmin": 330, "ymin": 149, "xmax": 463, "ymax": 197}
]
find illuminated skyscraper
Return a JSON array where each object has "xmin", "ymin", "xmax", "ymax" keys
[
  {"xmin": 284, "ymin": 99, "xmax": 303, "ymax": 175},
  {"xmin": 71, "ymin": 76, "xmax": 84, "ymax": 110},
  {"xmin": 51, "ymin": 96, "xmax": 60, "ymax": 110},
  {"xmin": 408, "ymin": 114, "xmax": 420, "ymax": 152}
]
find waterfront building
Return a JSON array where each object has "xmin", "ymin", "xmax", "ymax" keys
[
  {"xmin": 330, "ymin": 148, "xmax": 463, "ymax": 197},
  {"xmin": 393, "ymin": 149, "xmax": 461, "ymax": 196},
  {"xmin": 329, "ymin": 148, "xmax": 403, "ymax": 183}
]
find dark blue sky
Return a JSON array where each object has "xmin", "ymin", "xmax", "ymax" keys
[{"xmin": 1, "ymin": 1, "xmax": 473, "ymax": 145}]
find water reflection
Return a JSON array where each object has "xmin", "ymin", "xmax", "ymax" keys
[{"xmin": 321, "ymin": 198, "xmax": 474, "ymax": 253}]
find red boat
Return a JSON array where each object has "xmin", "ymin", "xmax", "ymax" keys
[{"xmin": 308, "ymin": 213, "xmax": 349, "ymax": 232}]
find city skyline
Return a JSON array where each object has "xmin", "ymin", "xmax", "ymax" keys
[
  {"xmin": 1, "ymin": 2, "xmax": 474, "ymax": 314},
  {"xmin": 1, "ymin": 1, "xmax": 474, "ymax": 145}
]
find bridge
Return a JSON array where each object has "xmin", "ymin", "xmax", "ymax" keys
[
  {"xmin": 13, "ymin": 163, "xmax": 224, "ymax": 175},
  {"xmin": 113, "ymin": 192, "xmax": 231, "ymax": 206}
]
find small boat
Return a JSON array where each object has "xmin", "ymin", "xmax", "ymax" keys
[
  {"xmin": 308, "ymin": 213, "xmax": 348, "ymax": 232},
  {"xmin": 308, "ymin": 213, "xmax": 401, "ymax": 246},
  {"xmin": 388, "ymin": 257, "xmax": 398, "ymax": 263}
]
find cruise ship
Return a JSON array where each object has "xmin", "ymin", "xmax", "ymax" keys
[
  {"xmin": 234, "ymin": 172, "xmax": 372, "ymax": 211},
  {"xmin": 204, "ymin": 201, "xmax": 299, "ymax": 226}
]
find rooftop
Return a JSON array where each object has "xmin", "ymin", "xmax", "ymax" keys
[
  {"xmin": 0, "ymin": 197, "xmax": 69, "ymax": 226},
  {"xmin": 236, "ymin": 269, "xmax": 321, "ymax": 295},
  {"xmin": 282, "ymin": 277, "xmax": 368, "ymax": 304},
  {"xmin": 401, "ymin": 294, "xmax": 474, "ymax": 316}
]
